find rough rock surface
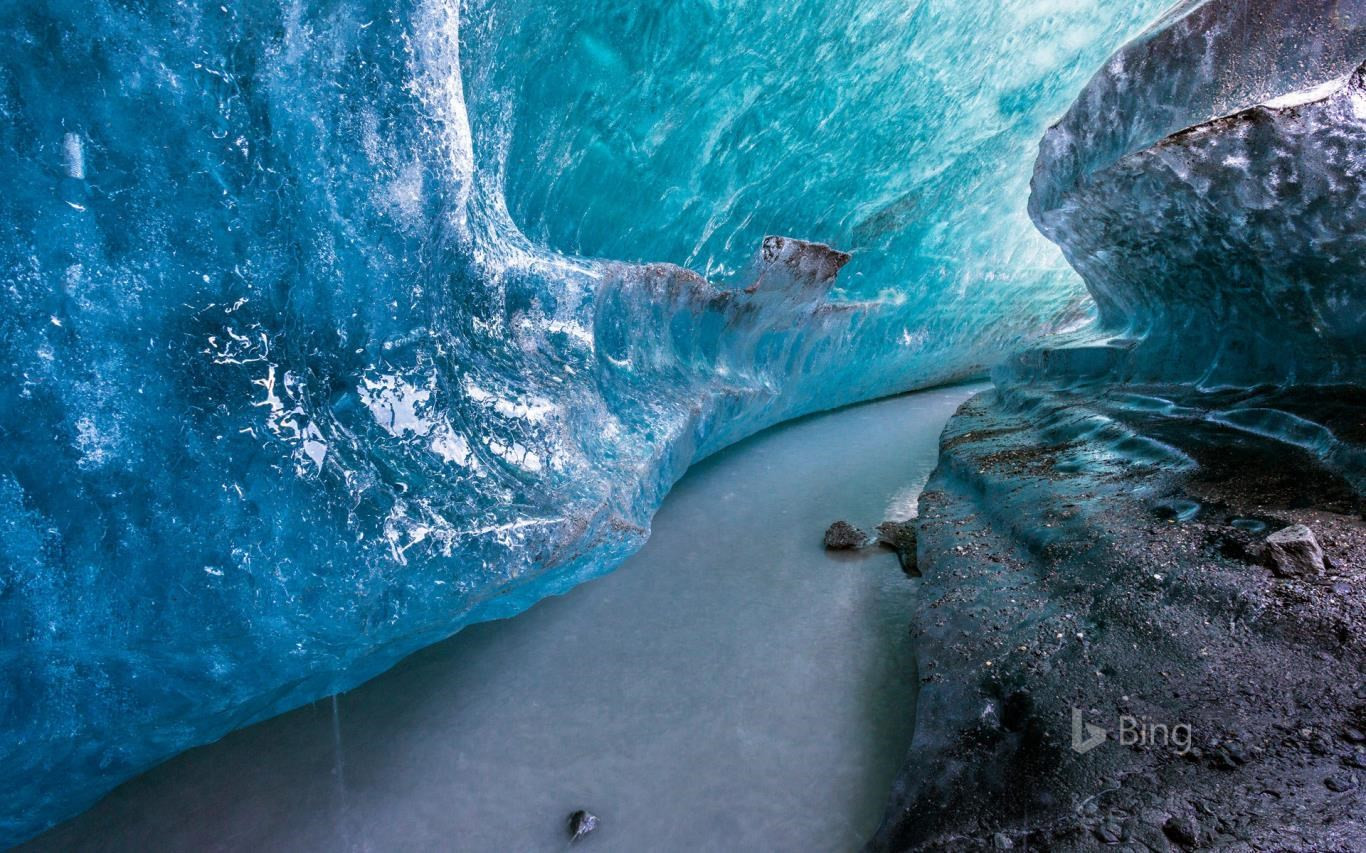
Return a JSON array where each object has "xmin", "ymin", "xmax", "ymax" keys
[
  {"xmin": 878, "ymin": 521, "xmax": 921, "ymax": 577},
  {"xmin": 825, "ymin": 521, "xmax": 870, "ymax": 551},
  {"xmin": 869, "ymin": 386, "xmax": 1365, "ymax": 851},
  {"xmin": 1265, "ymin": 525, "xmax": 1328, "ymax": 578}
]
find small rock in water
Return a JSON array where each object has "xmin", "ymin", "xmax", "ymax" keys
[
  {"xmin": 824, "ymin": 521, "xmax": 868, "ymax": 550},
  {"xmin": 568, "ymin": 809, "xmax": 599, "ymax": 842},
  {"xmin": 1263, "ymin": 524, "xmax": 1325, "ymax": 577}
]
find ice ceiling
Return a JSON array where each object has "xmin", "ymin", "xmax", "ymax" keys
[{"xmin": 0, "ymin": 0, "xmax": 1172, "ymax": 842}]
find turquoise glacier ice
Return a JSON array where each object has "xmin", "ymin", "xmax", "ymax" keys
[
  {"xmin": 0, "ymin": 0, "xmax": 1175, "ymax": 842},
  {"xmin": 1031, "ymin": 0, "xmax": 1366, "ymax": 385}
]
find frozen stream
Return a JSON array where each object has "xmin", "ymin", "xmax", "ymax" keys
[{"xmin": 27, "ymin": 385, "xmax": 982, "ymax": 852}]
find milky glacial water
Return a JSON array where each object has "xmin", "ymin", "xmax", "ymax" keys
[{"xmin": 26, "ymin": 385, "xmax": 981, "ymax": 853}]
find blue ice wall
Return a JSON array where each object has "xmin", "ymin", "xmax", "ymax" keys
[
  {"xmin": 0, "ymin": 0, "xmax": 1168, "ymax": 841},
  {"xmin": 1031, "ymin": 0, "xmax": 1366, "ymax": 384}
]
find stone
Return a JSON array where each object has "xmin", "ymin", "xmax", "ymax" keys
[
  {"xmin": 877, "ymin": 520, "xmax": 920, "ymax": 575},
  {"xmin": 824, "ymin": 521, "xmax": 869, "ymax": 550},
  {"xmin": 1324, "ymin": 774, "xmax": 1358, "ymax": 793},
  {"xmin": 1163, "ymin": 815, "xmax": 1199, "ymax": 847},
  {"xmin": 1211, "ymin": 740, "xmax": 1250, "ymax": 770},
  {"xmin": 1264, "ymin": 525, "xmax": 1326, "ymax": 577}
]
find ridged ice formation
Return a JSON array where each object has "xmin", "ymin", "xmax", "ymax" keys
[
  {"xmin": 0, "ymin": 0, "xmax": 1172, "ymax": 843},
  {"xmin": 1031, "ymin": 0, "xmax": 1366, "ymax": 383}
]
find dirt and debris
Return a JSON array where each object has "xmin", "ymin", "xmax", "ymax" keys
[{"xmin": 869, "ymin": 385, "xmax": 1365, "ymax": 851}]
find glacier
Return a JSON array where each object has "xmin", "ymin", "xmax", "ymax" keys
[
  {"xmin": 0, "ymin": 0, "xmax": 1180, "ymax": 842},
  {"xmin": 1031, "ymin": 0, "xmax": 1366, "ymax": 385}
]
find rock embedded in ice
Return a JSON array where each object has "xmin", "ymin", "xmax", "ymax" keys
[
  {"xmin": 1264, "ymin": 525, "xmax": 1326, "ymax": 577},
  {"xmin": 751, "ymin": 236, "xmax": 850, "ymax": 291}
]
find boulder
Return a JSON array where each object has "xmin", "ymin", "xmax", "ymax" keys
[
  {"xmin": 1264, "ymin": 525, "xmax": 1325, "ymax": 577},
  {"xmin": 823, "ymin": 521, "xmax": 868, "ymax": 550}
]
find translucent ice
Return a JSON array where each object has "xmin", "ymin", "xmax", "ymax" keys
[
  {"xmin": 0, "ymin": 0, "xmax": 1167, "ymax": 841},
  {"xmin": 24, "ymin": 388, "xmax": 982, "ymax": 852},
  {"xmin": 1031, "ymin": 0, "xmax": 1366, "ymax": 383}
]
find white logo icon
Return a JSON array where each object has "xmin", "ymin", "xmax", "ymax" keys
[{"xmin": 1072, "ymin": 708, "xmax": 1107, "ymax": 754}]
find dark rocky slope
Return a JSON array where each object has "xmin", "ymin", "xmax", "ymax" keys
[
  {"xmin": 870, "ymin": 383, "xmax": 1364, "ymax": 850},
  {"xmin": 870, "ymin": 1, "xmax": 1366, "ymax": 848}
]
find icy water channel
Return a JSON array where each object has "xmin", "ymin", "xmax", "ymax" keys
[{"xmin": 28, "ymin": 384, "xmax": 983, "ymax": 852}]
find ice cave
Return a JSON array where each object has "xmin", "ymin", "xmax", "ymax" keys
[{"xmin": 1, "ymin": 0, "xmax": 1363, "ymax": 850}]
